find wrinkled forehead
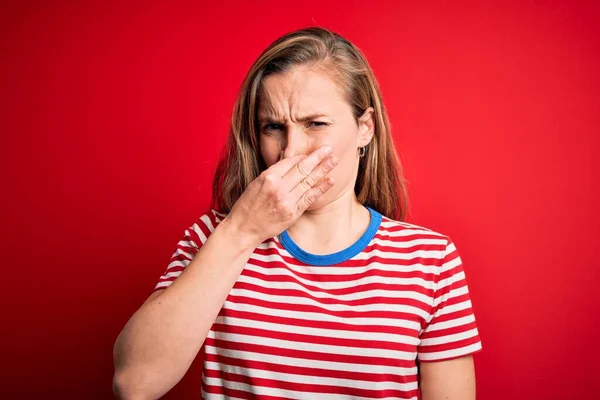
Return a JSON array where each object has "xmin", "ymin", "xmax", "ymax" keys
[{"xmin": 257, "ymin": 67, "xmax": 348, "ymax": 120}]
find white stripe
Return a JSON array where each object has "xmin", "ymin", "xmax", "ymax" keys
[
  {"xmin": 370, "ymin": 236, "xmax": 447, "ymax": 248},
  {"xmin": 229, "ymin": 287, "xmax": 428, "ymax": 326},
  {"xmin": 250, "ymin": 252, "xmax": 445, "ymax": 276},
  {"xmin": 268, "ymin": 242, "xmax": 448, "ymax": 264},
  {"xmin": 207, "ymin": 330, "xmax": 416, "ymax": 360},
  {"xmin": 427, "ymin": 314, "xmax": 476, "ymax": 332},
  {"xmin": 160, "ymin": 270, "xmax": 183, "ymax": 280},
  {"xmin": 190, "ymin": 223, "xmax": 208, "ymax": 243},
  {"xmin": 419, "ymin": 328, "xmax": 479, "ymax": 346},
  {"xmin": 214, "ymin": 315, "xmax": 420, "ymax": 346},
  {"xmin": 202, "ymin": 393, "xmax": 245, "ymax": 400},
  {"xmin": 225, "ymin": 292, "xmax": 430, "ymax": 324},
  {"xmin": 437, "ymin": 299, "xmax": 473, "ymax": 316},
  {"xmin": 418, "ymin": 341, "xmax": 482, "ymax": 361},
  {"xmin": 235, "ymin": 274, "xmax": 433, "ymax": 309},
  {"xmin": 243, "ymin": 262, "xmax": 438, "ymax": 291},
  {"xmin": 155, "ymin": 280, "xmax": 171, "ymax": 289},
  {"xmin": 445, "ymin": 241, "xmax": 457, "ymax": 253},
  {"xmin": 212, "ymin": 210, "xmax": 227, "ymax": 220},
  {"xmin": 204, "ymin": 344, "xmax": 417, "ymax": 375},
  {"xmin": 202, "ymin": 376, "xmax": 417, "ymax": 400},
  {"xmin": 200, "ymin": 214, "xmax": 216, "ymax": 233},
  {"xmin": 439, "ymin": 258, "xmax": 462, "ymax": 278},
  {"xmin": 165, "ymin": 259, "xmax": 189, "ymax": 270},
  {"xmin": 204, "ymin": 360, "xmax": 418, "ymax": 392},
  {"xmin": 352, "ymin": 248, "xmax": 447, "ymax": 262},
  {"xmin": 379, "ymin": 223, "xmax": 440, "ymax": 236},
  {"xmin": 172, "ymin": 247, "xmax": 193, "ymax": 260},
  {"xmin": 432, "ymin": 285, "xmax": 469, "ymax": 307}
]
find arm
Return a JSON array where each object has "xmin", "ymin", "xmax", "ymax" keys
[
  {"xmin": 419, "ymin": 355, "xmax": 476, "ymax": 400},
  {"xmin": 112, "ymin": 218, "xmax": 259, "ymax": 400},
  {"xmin": 417, "ymin": 237, "xmax": 482, "ymax": 400},
  {"xmin": 112, "ymin": 146, "xmax": 338, "ymax": 400}
]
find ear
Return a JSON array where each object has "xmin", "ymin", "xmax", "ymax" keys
[{"xmin": 357, "ymin": 107, "xmax": 375, "ymax": 148}]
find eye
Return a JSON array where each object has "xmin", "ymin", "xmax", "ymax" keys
[
  {"xmin": 263, "ymin": 123, "xmax": 284, "ymax": 132},
  {"xmin": 308, "ymin": 121, "xmax": 329, "ymax": 128}
]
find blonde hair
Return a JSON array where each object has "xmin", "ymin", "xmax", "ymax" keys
[{"xmin": 212, "ymin": 27, "xmax": 408, "ymax": 221}]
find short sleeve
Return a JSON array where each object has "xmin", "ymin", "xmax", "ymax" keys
[
  {"xmin": 153, "ymin": 209, "xmax": 226, "ymax": 292},
  {"xmin": 417, "ymin": 238, "xmax": 482, "ymax": 361}
]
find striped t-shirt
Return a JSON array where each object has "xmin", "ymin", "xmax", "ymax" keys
[{"xmin": 154, "ymin": 207, "xmax": 482, "ymax": 400}]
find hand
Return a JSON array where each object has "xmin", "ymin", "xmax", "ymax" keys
[{"xmin": 225, "ymin": 145, "xmax": 338, "ymax": 246}]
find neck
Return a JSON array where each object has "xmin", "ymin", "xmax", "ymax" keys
[{"xmin": 285, "ymin": 190, "xmax": 371, "ymax": 256}]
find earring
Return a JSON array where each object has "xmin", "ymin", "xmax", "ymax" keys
[{"xmin": 358, "ymin": 146, "xmax": 366, "ymax": 157}]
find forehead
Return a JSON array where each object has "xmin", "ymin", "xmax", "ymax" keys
[{"xmin": 257, "ymin": 67, "xmax": 348, "ymax": 118}]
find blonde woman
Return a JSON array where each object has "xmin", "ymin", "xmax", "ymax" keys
[{"xmin": 113, "ymin": 27, "xmax": 482, "ymax": 400}]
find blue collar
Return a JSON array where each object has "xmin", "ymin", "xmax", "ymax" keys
[{"xmin": 279, "ymin": 206, "xmax": 382, "ymax": 266}]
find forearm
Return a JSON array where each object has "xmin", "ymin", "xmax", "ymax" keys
[{"xmin": 113, "ymin": 217, "xmax": 257, "ymax": 399}]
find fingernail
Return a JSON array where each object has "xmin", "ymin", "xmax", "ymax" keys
[
  {"xmin": 325, "ymin": 147, "xmax": 333, "ymax": 155},
  {"xmin": 330, "ymin": 155, "xmax": 339, "ymax": 165}
]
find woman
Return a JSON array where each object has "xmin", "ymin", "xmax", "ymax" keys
[{"xmin": 113, "ymin": 27, "xmax": 482, "ymax": 400}]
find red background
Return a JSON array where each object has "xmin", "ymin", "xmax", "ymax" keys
[{"xmin": 1, "ymin": 1, "xmax": 599, "ymax": 399}]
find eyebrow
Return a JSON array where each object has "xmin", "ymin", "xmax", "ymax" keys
[{"xmin": 257, "ymin": 113, "xmax": 330, "ymax": 123}]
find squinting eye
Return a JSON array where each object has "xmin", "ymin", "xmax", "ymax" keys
[
  {"xmin": 309, "ymin": 121, "xmax": 328, "ymax": 127},
  {"xmin": 263, "ymin": 123, "xmax": 283, "ymax": 132}
]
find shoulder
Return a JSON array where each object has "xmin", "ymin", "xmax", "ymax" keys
[
  {"xmin": 180, "ymin": 209, "xmax": 229, "ymax": 249},
  {"xmin": 374, "ymin": 215, "xmax": 459, "ymax": 264},
  {"xmin": 378, "ymin": 214, "xmax": 450, "ymax": 244},
  {"xmin": 374, "ymin": 215, "xmax": 466, "ymax": 279}
]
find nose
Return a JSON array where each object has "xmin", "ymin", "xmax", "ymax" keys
[{"xmin": 281, "ymin": 128, "xmax": 307, "ymax": 160}]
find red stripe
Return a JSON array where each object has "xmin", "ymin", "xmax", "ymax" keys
[
  {"xmin": 205, "ymin": 337, "xmax": 416, "ymax": 368},
  {"xmin": 204, "ymin": 210, "xmax": 219, "ymax": 232},
  {"xmin": 253, "ymin": 246, "xmax": 447, "ymax": 268},
  {"xmin": 234, "ymin": 281, "xmax": 433, "ymax": 312},
  {"xmin": 218, "ymin": 306, "xmax": 420, "ymax": 337},
  {"xmin": 421, "ymin": 306, "xmax": 474, "ymax": 330},
  {"xmin": 247, "ymin": 257, "xmax": 439, "ymax": 283},
  {"xmin": 417, "ymin": 335, "xmax": 481, "ymax": 354},
  {"xmin": 429, "ymin": 289, "xmax": 470, "ymax": 316},
  {"xmin": 224, "ymin": 293, "xmax": 431, "ymax": 320},
  {"xmin": 232, "ymin": 281, "xmax": 433, "ymax": 308},
  {"xmin": 362, "ymin": 241, "xmax": 446, "ymax": 255},
  {"xmin": 373, "ymin": 230, "xmax": 443, "ymax": 241},
  {"xmin": 184, "ymin": 228, "xmax": 204, "ymax": 250},
  {"xmin": 420, "ymin": 321, "xmax": 478, "ymax": 340},
  {"xmin": 203, "ymin": 368, "xmax": 419, "ymax": 399},
  {"xmin": 203, "ymin": 382, "xmax": 293, "ymax": 400},
  {"xmin": 211, "ymin": 322, "xmax": 417, "ymax": 353},
  {"xmin": 237, "ymin": 270, "xmax": 437, "ymax": 297},
  {"xmin": 204, "ymin": 352, "xmax": 417, "ymax": 384}
]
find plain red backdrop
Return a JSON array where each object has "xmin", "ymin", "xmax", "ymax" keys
[{"xmin": 1, "ymin": 0, "xmax": 599, "ymax": 399}]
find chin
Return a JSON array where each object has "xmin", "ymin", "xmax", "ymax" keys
[{"xmin": 306, "ymin": 192, "xmax": 334, "ymax": 211}]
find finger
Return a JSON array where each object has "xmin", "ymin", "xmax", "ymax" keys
[
  {"xmin": 264, "ymin": 154, "xmax": 307, "ymax": 178},
  {"xmin": 289, "ymin": 154, "xmax": 338, "ymax": 199},
  {"xmin": 282, "ymin": 145, "xmax": 333, "ymax": 188},
  {"xmin": 295, "ymin": 176, "xmax": 335, "ymax": 213}
]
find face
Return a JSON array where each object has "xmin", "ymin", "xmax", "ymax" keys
[{"xmin": 257, "ymin": 66, "xmax": 374, "ymax": 209}]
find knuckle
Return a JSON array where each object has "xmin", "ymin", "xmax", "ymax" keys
[
  {"xmin": 297, "ymin": 161, "xmax": 310, "ymax": 176},
  {"xmin": 303, "ymin": 192, "xmax": 315, "ymax": 206},
  {"xmin": 261, "ymin": 172, "xmax": 277, "ymax": 187},
  {"xmin": 301, "ymin": 175, "xmax": 315, "ymax": 189},
  {"xmin": 272, "ymin": 189, "xmax": 285, "ymax": 202},
  {"xmin": 277, "ymin": 202, "xmax": 294, "ymax": 217}
]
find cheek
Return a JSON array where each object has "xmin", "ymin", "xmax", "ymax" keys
[
  {"xmin": 328, "ymin": 126, "xmax": 359, "ymax": 179},
  {"xmin": 260, "ymin": 136, "xmax": 281, "ymax": 167},
  {"xmin": 331, "ymin": 126, "xmax": 358, "ymax": 162}
]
